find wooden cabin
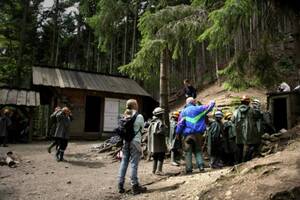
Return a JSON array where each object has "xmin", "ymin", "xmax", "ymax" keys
[
  {"xmin": 32, "ymin": 66, "xmax": 157, "ymax": 139},
  {"xmin": 267, "ymin": 91, "xmax": 300, "ymax": 131},
  {"xmin": 0, "ymin": 88, "xmax": 40, "ymax": 142}
]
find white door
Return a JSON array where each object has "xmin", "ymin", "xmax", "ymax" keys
[{"xmin": 103, "ymin": 98, "xmax": 127, "ymax": 132}]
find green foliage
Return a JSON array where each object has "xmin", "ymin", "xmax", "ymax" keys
[
  {"xmin": 119, "ymin": 39, "xmax": 165, "ymax": 79},
  {"xmin": 199, "ymin": 0, "xmax": 253, "ymax": 50},
  {"xmin": 219, "ymin": 52, "xmax": 251, "ymax": 91},
  {"xmin": 250, "ymin": 50, "xmax": 278, "ymax": 88},
  {"xmin": 120, "ymin": 5, "xmax": 207, "ymax": 79},
  {"xmin": 88, "ymin": 0, "xmax": 131, "ymax": 52},
  {"xmin": 0, "ymin": 58, "xmax": 17, "ymax": 83}
]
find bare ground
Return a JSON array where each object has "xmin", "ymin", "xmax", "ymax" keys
[{"xmin": 1, "ymin": 135, "xmax": 299, "ymax": 200}]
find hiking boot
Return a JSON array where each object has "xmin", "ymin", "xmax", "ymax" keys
[
  {"xmin": 199, "ymin": 165, "xmax": 205, "ymax": 173},
  {"xmin": 152, "ymin": 160, "xmax": 158, "ymax": 174},
  {"xmin": 55, "ymin": 150, "xmax": 60, "ymax": 161},
  {"xmin": 118, "ymin": 183, "xmax": 125, "ymax": 194},
  {"xmin": 183, "ymin": 170, "xmax": 192, "ymax": 175},
  {"xmin": 132, "ymin": 184, "xmax": 147, "ymax": 195},
  {"xmin": 118, "ymin": 187, "xmax": 125, "ymax": 194},
  {"xmin": 47, "ymin": 146, "xmax": 52, "ymax": 154},
  {"xmin": 210, "ymin": 164, "xmax": 221, "ymax": 169},
  {"xmin": 155, "ymin": 171, "xmax": 165, "ymax": 176}
]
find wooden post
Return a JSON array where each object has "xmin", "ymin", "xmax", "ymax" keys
[{"xmin": 28, "ymin": 110, "xmax": 33, "ymax": 142}]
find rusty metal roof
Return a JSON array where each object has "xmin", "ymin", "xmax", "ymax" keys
[
  {"xmin": 32, "ymin": 67, "xmax": 151, "ymax": 97},
  {"xmin": 0, "ymin": 88, "xmax": 40, "ymax": 106}
]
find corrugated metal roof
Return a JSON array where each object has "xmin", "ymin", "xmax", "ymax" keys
[
  {"xmin": 32, "ymin": 67, "xmax": 151, "ymax": 97},
  {"xmin": 0, "ymin": 88, "xmax": 40, "ymax": 106}
]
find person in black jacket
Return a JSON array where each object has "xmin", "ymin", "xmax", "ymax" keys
[
  {"xmin": 0, "ymin": 109, "xmax": 11, "ymax": 147},
  {"xmin": 54, "ymin": 107, "xmax": 72, "ymax": 162},
  {"xmin": 47, "ymin": 106, "xmax": 61, "ymax": 153},
  {"xmin": 183, "ymin": 79, "xmax": 197, "ymax": 99}
]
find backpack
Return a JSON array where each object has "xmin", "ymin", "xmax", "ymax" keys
[{"xmin": 114, "ymin": 112, "xmax": 138, "ymax": 142}]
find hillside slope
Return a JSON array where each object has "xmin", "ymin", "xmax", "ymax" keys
[{"xmin": 172, "ymin": 83, "xmax": 267, "ymax": 112}]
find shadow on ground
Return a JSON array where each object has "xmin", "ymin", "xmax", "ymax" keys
[
  {"xmin": 65, "ymin": 153, "xmax": 105, "ymax": 168},
  {"xmin": 146, "ymin": 181, "xmax": 186, "ymax": 193},
  {"xmin": 0, "ymin": 184, "xmax": 17, "ymax": 200}
]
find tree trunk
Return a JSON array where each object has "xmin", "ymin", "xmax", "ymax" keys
[
  {"xmin": 215, "ymin": 50, "xmax": 220, "ymax": 86},
  {"xmin": 294, "ymin": 14, "xmax": 300, "ymax": 83},
  {"xmin": 16, "ymin": 0, "xmax": 30, "ymax": 86},
  {"xmin": 110, "ymin": 39, "xmax": 113, "ymax": 74},
  {"xmin": 123, "ymin": 15, "xmax": 128, "ymax": 65},
  {"xmin": 50, "ymin": 0, "xmax": 59, "ymax": 66},
  {"xmin": 131, "ymin": 0, "xmax": 139, "ymax": 60},
  {"xmin": 86, "ymin": 29, "xmax": 91, "ymax": 70},
  {"xmin": 55, "ymin": 36, "xmax": 59, "ymax": 67},
  {"xmin": 160, "ymin": 48, "xmax": 170, "ymax": 128}
]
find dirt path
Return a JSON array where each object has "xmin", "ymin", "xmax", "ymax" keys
[
  {"xmin": 2, "ymin": 138, "xmax": 298, "ymax": 200},
  {"xmin": 0, "ymin": 142, "xmax": 122, "ymax": 200},
  {"xmin": 0, "ymin": 142, "xmax": 187, "ymax": 200}
]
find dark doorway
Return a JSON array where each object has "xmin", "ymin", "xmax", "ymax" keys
[
  {"xmin": 273, "ymin": 98, "xmax": 287, "ymax": 131},
  {"xmin": 85, "ymin": 96, "xmax": 101, "ymax": 132}
]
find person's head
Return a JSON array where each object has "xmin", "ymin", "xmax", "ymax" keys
[
  {"xmin": 1, "ymin": 109, "xmax": 10, "ymax": 117},
  {"xmin": 241, "ymin": 95, "xmax": 251, "ymax": 105},
  {"xmin": 186, "ymin": 97, "xmax": 196, "ymax": 105},
  {"xmin": 152, "ymin": 107, "xmax": 165, "ymax": 118},
  {"xmin": 214, "ymin": 110, "xmax": 223, "ymax": 121},
  {"xmin": 183, "ymin": 79, "xmax": 190, "ymax": 86},
  {"xmin": 171, "ymin": 111, "xmax": 180, "ymax": 120},
  {"xmin": 224, "ymin": 111, "xmax": 233, "ymax": 121},
  {"xmin": 126, "ymin": 99, "xmax": 138, "ymax": 110},
  {"xmin": 251, "ymin": 99, "xmax": 261, "ymax": 110},
  {"xmin": 62, "ymin": 107, "xmax": 71, "ymax": 115},
  {"xmin": 124, "ymin": 109, "xmax": 133, "ymax": 118}
]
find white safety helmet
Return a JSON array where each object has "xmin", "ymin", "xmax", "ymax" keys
[
  {"xmin": 153, "ymin": 107, "xmax": 165, "ymax": 116},
  {"xmin": 214, "ymin": 111, "xmax": 223, "ymax": 119},
  {"xmin": 252, "ymin": 99, "xmax": 261, "ymax": 109}
]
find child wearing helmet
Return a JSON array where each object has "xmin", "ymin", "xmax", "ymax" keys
[
  {"xmin": 207, "ymin": 110, "xmax": 224, "ymax": 168},
  {"xmin": 169, "ymin": 111, "xmax": 181, "ymax": 166},
  {"xmin": 148, "ymin": 107, "xmax": 168, "ymax": 175},
  {"xmin": 223, "ymin": 111, "xmax": 238, "ymax": 165}
]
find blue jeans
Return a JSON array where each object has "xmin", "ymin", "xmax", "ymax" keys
[
  {"xmin": 184, "ymin": 134, "xmax": 204, "ymax": 172},
  {"xmin": 118, "ymin": 141, "xmax": 141, "ymax": 186}
]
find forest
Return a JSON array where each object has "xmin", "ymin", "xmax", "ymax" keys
[{"xmin": 0, "ymin": 0, "xmax": 299, "ymax": 100}]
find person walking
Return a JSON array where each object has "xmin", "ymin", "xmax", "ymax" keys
[
  {"xmin": 176, "ymin": 97, "xmax": 215, "ymax": 174},
  {"xmin": 118, "ymin": 99, "xmax": 147, "ymax": 195},
  {"xmin": 0, "ymin": 109, "xmax": 11, "ymax": 147},
  {"xmin": 54, "ymin": 107, "xmax": 72, "ymax": 162},
  {"xmin": 47, "ymin": 106, "xmax": 61, "ymax": 153},
  {"xmin": 148, "ymin": 107, "xmax": 168, "ymax": 175}
]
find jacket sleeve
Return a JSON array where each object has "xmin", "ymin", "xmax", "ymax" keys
[
  {"xmin": 156, "ymin": 121, "xmax": 168, "ymax": 135},
  {"xmin": 175, "ymin": 117, "xmax": 185, "ymax": 135},
  {"xmin": 6, "ymin": 117, "xmax": 12, "ymax": 127},
  {"xmin": 55, "ymin": 111, "xmax": 64, "ymax": 121}
]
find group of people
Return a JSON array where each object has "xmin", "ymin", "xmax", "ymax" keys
[
  {"xmin": 0, "ymin": 108, "xmax": 30, "ymax": 147},
  {"xmin": 146, "ymin": 95, "xmax": 274, "ymax": 176},
  {"xmin": 47, "ymin": 106, "xmax": 72, "ymax": 162}
]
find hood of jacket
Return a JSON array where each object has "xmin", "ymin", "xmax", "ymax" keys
[{"xmin": 238, "ymin": 104, "xmax": 250, "ymax": 113}]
